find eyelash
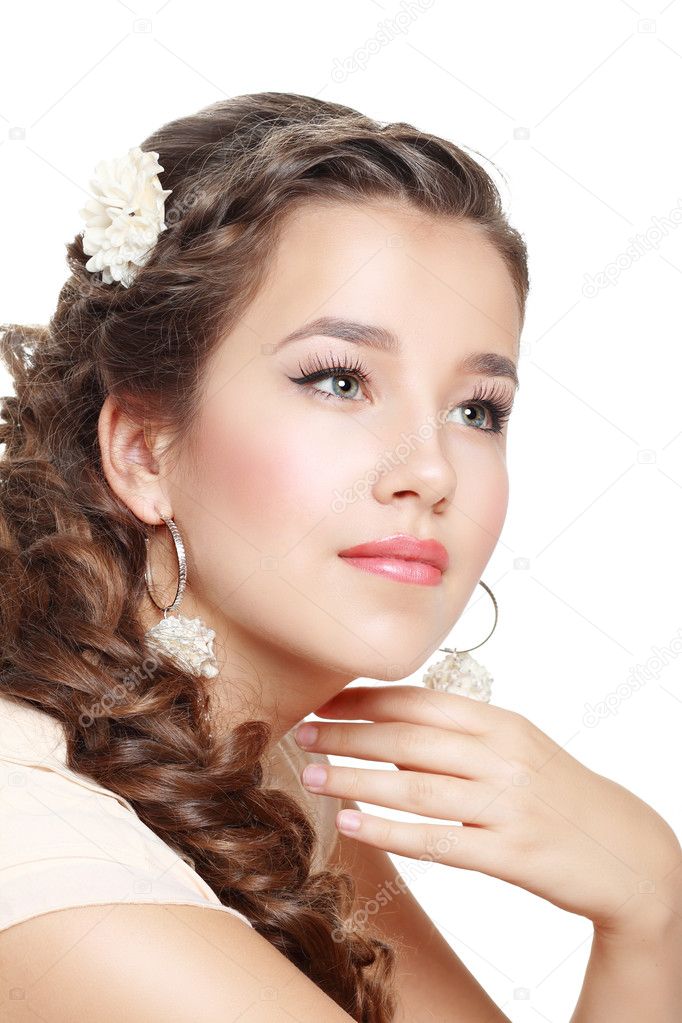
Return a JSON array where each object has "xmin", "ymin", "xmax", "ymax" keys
[{"xmin": 288, "ymin": 351, "xmax": 514, "ymax": 434}]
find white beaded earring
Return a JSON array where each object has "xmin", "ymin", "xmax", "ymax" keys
[
  {"xmin": 421, "ymin": 580, "xmax": 498, "ymax": 702},
  {"xmin": 143, "ymin": 513, "xmax": 219, "ymax": 682}
]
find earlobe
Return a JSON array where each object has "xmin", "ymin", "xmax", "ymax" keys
[{"xmin": 97, "ymin": 394, "xmax": 170, "ymax": 525}]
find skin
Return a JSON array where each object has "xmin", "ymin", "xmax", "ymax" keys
[
  {"xmin": 98, "ymin": 196, "xmax": 682, "ymax": 997},
  {"xmin": 99, "ymin": 197, "xmax": 517, "ymax": 748},
  {"xmin": 301, "ymin": 684, "xmax": 682, "ymax": 938}
]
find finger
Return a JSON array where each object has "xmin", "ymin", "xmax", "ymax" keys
[
  {"xmin": 296, "ymin": 720, "xmax": 505, "ymax": 779},
  {"xmin": 334, "ymin": 809, "xmax": 503, "ymax": 875},
  {"xmin": 314, "ymin": 683, "xmax": 509, "ymax": 737},
  {"xmin": 301, "ymin": 762, "xmax": 506, "ymax": 826}
]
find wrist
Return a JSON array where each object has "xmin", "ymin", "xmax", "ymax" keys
[{"xmin": 593, "ymin": 880, "xmax": 682, "ymax": 949}]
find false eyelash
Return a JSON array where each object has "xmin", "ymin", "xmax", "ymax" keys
[
  {"xmin": 289, "ymin": 352, "xmax": 515, "ymax": 434},
  {"xmin": 452, "ymin": 380, "xmax": 515, "ymax": 434},
  {"xmin": 292, "ymin": 349, "xmax": 374, "ymax": 389}
]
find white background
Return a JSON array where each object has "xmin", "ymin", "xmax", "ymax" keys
[{"xmin": 1, "ymin": 2, "xmax": 681, "ymax": 1019}]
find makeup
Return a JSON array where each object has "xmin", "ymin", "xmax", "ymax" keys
[
  {"xmin": 338, "ymin": 534, "xmax": 448, "ymax": 587},
  {"xmin": 339, "ymin": 555, "xmax": 443, "ymax": 586}
]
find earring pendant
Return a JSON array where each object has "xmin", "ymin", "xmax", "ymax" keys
[
  {"xmin": 144, "ymin": 612, "xmax": 219, "ymax": 679},
  {"xmin": 422, "ymin": 648, "xmax": 493, "ymax": 702}
]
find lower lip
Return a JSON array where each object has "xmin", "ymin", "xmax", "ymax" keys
[{"xmin": 338, "ymin": 555, "xmax": 443, "ymax": 586}]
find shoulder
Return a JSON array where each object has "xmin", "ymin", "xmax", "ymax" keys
[
  {"xmin": 0, "ymin": 902, "xmax": 356, "ymax": 1022},
  {"xmin": 0, "ymin": 754, "xmax": 241, "ymax": 932}
]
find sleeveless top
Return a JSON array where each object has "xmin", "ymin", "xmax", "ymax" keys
[{"xmin": 0, "ymin": 692, "xmax": 342, "ymax": 933}]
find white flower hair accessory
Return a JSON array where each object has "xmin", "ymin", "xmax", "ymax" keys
[{"xmin": 78, "ymin": 146, "xmax": 172, "ymax": 288}]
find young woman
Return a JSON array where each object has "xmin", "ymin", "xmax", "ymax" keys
[{"xmin": 0, "ymin": 91, "xmax": 679, "ymax": 1022}]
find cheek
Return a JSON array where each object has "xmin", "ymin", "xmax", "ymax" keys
[
  {"xmin": 480, "ymin": 467, "xmax": 509, "ymax": 537},
  {"xmin": 455, "ymin": 446, "xmax": 510, "ymax": 559},
  {"xmin": 189, "ymin": 405, "xmax": 337, "ymax": 550}
]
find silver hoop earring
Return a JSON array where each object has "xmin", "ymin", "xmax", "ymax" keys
[
  {"xmin": 421, "ymin": 580, "xmax": 497, "ymax": 702},
  {"xmin": 143, "ymin": 513, "xmax": 219, "ymax": 682}
]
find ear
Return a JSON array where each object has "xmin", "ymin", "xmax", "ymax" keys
[{"xmin": 97, "ymin": 394, "xmax": 172, "ymax": 525}]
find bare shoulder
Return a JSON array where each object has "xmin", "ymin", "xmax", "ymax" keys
[{"xmin": 0, "ymin": 902, "xmax": 356, "ymax": 1023}]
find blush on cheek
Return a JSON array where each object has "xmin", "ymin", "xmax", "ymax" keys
[
  {"xmin": 191, "ymin": 415, "xmax": 319, "ymax": 553},
  {"xmin": 448, "ymin": 451, "xmax": 509, "ymax": 567},
  {"xmin": 477, "ymin": 473, "xmax": 510, "ymax": 553}
]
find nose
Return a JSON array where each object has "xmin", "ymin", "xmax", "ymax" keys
[{"xmin": 370, "ymin": 417, "xmax": 457, "ymax": 513}]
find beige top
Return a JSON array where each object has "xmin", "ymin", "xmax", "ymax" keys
[{"xmin": 0, "ymin": 693, "xmax": 342, "ymax": 933}]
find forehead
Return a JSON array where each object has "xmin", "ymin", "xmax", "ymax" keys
[{"xmin": 251, "ymin": 198, "xmax": 521, "ymax": 356}]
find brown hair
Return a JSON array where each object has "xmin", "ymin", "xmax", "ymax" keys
[{"xmin": 0, "ymin": 92, "xmax": 529, "ymax": 1020}]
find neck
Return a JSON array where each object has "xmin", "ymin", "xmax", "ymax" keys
[{"xmin": 138, "ymin": 591, "xmax": 352, "ymax": 750}]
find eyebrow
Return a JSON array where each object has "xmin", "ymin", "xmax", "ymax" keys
[{"xmin": 273, "ymin": 315, "xmax": 519, "ymax": 390}]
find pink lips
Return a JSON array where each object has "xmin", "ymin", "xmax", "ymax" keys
[{"xmin": 338, "ymin": 533, "xmax": 449, "ymax": 587}]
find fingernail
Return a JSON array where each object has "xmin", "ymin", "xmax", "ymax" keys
[
  {"xmin": 302, "ymin": 764, "xmax": 327, "ymax": 788},
  {"xmin": 294, "ymin": 723, "xmax": 318, "ymax": 747},
  {"xmin": 337, "ymin": 809, "xmax": 362, "ymax": 833}
]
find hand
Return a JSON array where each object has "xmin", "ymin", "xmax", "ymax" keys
[{"xmin": 295, "ymin": 684, "xmax": 682, "ymax": 937}]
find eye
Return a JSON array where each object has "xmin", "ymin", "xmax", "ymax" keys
[
  {"xmin": 287, "ymin": 353, "xmax": 515, "ymax": 435},
  {"xmin": 287, "ymin": 350, "xmax": 372, "ymax": 403},
  {"xmin": 445, "ymin": 382, "xmax": 515, "ymax": 435}
]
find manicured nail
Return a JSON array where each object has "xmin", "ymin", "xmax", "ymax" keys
[
  {"xmin": 294, "ymin": 723, "xmax": 318, "ymax": 747},
  {"xmin": 301, "ymin": 764, "xmax": 327, "ymax": 789},
  {"xmin": 337, "ymin": 809, "xmax": 362, "ymax": 833}
]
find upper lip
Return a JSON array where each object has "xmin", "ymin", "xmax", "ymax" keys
[{"xmin": 338, "ymin": 534, "xmax": 449, "ymax": 573}]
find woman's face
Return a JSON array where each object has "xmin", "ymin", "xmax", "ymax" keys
[{"xmin": 163, "ymin": 198, "xmax": 520, "ymax": 698}]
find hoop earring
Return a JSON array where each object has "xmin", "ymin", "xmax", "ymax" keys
[
  {"xmin": 421, "ymin": 580, "xmax": 497, "ymax": 702},
  {"xmin": 143, "ymin": 513, "xmax": 219, "ymax": 682}
]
